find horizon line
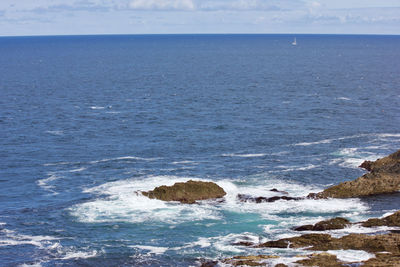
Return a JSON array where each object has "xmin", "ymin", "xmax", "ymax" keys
[{"xmin": 1, "ymin": 32, "xmax": 400, "ymax": 38}]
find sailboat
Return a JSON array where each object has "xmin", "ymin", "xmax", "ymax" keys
[{"xmin": 292, "ymin": 37, "xmax": 297, "ymax": 46}]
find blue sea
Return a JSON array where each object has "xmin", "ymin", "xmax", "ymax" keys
[{"xmin": 1, "ymin": 34, "xmax": 400, "ymax": 266}]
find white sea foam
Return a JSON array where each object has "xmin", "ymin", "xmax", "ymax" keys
[
  {"xmin": 90, "ymin": 106, "xmax": 105, "ymax": 110},
  {"xmin": 0, "ymin": 228, "xmax": 59, "ymax": 248},
  {"xmin": 327, "ymin": 250, "xmax": 375, "ymax": 262},
  {"xmin": 68, "ymin": 167, "xmax": 87, "ymax": 172},
  {"xmin": 37, "ymin": 173, "xmax": 61, "ymax": 192},
  {"xmin": 89, "ymin": 156, "xmax": 159, "ymax": 164},
  {"xmin": 271, "ymin": 164, "xmax": 318, "ymax": 172},
  {"xmin": 171, "ymin": 160, "xmax": 198, "ymax": 165},
  {"xmin": 131, "ymin": 245, "xmax": 169, "ymax": 255},
  {"xmin": 336, "ymin": 97, "xmax": 351, "ymax": 101},
  {"xmin": 331, "ymin": 148, "xmax": 383, "ymax": 169},
  {"xmin": 19, "ymin": 263, "xmax": 43, "ymax": 267},
  {"xmin": 70, "ymin": 176, "xmax": 222, "ymax": 224},
  {"xmin": 70, "ymin": 175, "xmax": 367, "ymax": 228},
  {"xmin": 45, "ymin": 130, "xmax": 64, "ymax": 136},
  {"xmin": 60, "ymin": 249, "xmax": 98, "ymax": 260},
  {"xmin": 222, "ymin": 153, "xmax": 266, "ymax": 158},
  {"xmin": 294, "ymin": 132, "xmax": 400, "ymax": 147}
]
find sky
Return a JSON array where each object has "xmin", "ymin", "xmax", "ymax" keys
[{"xmin": 1, "ymin": 0, "xmax": 400, "ymax": 36}]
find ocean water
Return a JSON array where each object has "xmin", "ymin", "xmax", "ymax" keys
[{"xmin": 0, "ymin": 34, "xmax": 400, "ymax": 266}]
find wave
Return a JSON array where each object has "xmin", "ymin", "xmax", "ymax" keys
[
  {"xmin": 293, "ymin": 132, "xmax": 400, "ymax": 147},
  {"xmin": 269, "ymin": 164, "xmax": 318, "ymax": 172},
  {"xmin": 336, "ymin": 97, "xmax": 351, "ymax": 101},
  {"xmin": 131, "ymin": 245, "xmax": 169, "ymax": 255},
  {"xmin": 330, "ymin": 148, "xmax": 384, "ymax": 169},
  {"xmin": 327, "ymin": 250, "xmax": 374, "ymax": 262},
  {"xmin": 0, "ymin": 225, "xmax": 99, "ymax": 264},
  {"xmin": 44, "ymin": 155, "xmax": 160, "ymax": 167},
  {"xmin": 90, "ymin": 106, "xmax": 105, "ymax": 110},
  {"xmin": 36, "ymin": 173, "xmax": 61, "ymax": 192},
  {"xmin": 45, "ymin": 130, "xmax": 64, "ymax": 136},
  {"xmin": 70, "ymin": 176, "xmax": 367, "ymax": 227},
  {"xmin": 222, "ymin": 153, "xmax": 266, "ymax": 158}
]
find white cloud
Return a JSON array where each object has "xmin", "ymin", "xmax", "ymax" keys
[{"xmin": 129, "ymin": 0, "xmax": 195, "ymax": 10}]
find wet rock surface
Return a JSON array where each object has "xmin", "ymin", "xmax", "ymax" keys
[
  {"xmin": 295, "ymin": 253, "xmax": 346, "ymax": 267},
  {"xmin": 142, "ymin": 180, "xmax": 226, "ymax": 204},
  {"xmin": 294, "ymin": 217, "xmax": 351, "ymax": 231},
  {"xmin": 362, "ymin": 210, "xmax": 400, "ymax": 227},
  {"xmin": 237, "ymin": 194, "xmax": 301, "ymax": 203},
  {"xmin": 309, "ymin": 149, "xmax": 400, "ymax": 198},
  {"xmin": 258, "ymin": 233, "xmax": 400, "ymax": 253},
  {"xmin": 222, "ymin": 255, "xmax": 279, "ymax": 266}
]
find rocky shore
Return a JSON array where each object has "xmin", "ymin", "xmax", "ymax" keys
[{"xmin": 143, "ymin": 149, "xmax": 400, "ymax": 266}]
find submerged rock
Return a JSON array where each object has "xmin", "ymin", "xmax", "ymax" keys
[
  {"xmin": 308, "ymin": 149, "xmax": 400, "ymax": 198},
  {"xmin": 362, "ymin": 210, "xmax": 400, "ymax": 227},
  {"xmin": 294, "ymin": 217, "xmax": 352, "ymax": 231},
  {"xmin": 142, "ymin": 180, "xmax": 226, "ymax": 204},
  {"xmin": 237, "ymin": 194, "xmax": 301, "ymax": 203}
]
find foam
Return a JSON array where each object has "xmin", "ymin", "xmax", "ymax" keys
[
  {"xmin": 327, "ymin": 250, "xmax": 375, "ymax": 262},
  {"xmin": 293, "ymin": 134, "xmax": 370, "ymax": 146},
  {"xmin": 271, "ymin": 164, "xmax": 318, "ymax": 172},
  {"xmin": 89, "ymin": 156, "xmax": 159, "ymax": 164},
  {"xmin": 131, "ymin": 245, "xmax": 169, "ymax": 255},
  {"xmin": 60, "ymin": 249, "xmax": 98, "ymax": 260},
  {"xmin": 70, "ymin": 176, "xmax": 222, "ymax": 224},
  {"xmin": 68, "ymin": 167, "xmax": 87, "ymax": 172},
  {"xmin": 336, "ymin": 97, "xmax": 351, "ymax": 101},
  {"xmin": 71, "ymin": 176, "xmax": 368, "ymax": 229},
  {"xmin": 45, "ymin": 130, "xmax": 64, "ymax": 136},
  {"xmin": 36, "ymin": 173, "xmax": 61, "ymax": 192},
  {"xmin": 222, "ymin": 153, "xmax": 266, "ymax": 158},
  {"xmin": 90, "ymin": 106, "xmax": 105, "ymax": 110},
  {"xmin": 19, "ymin": 263, "xmax": 43, "ymax": 267},
  {"xmin": 294, "ymin": 132, "xmax": 400, "ymax": 147},
  {"xmin": 331, "ymin": 148, "xmax": 383, "ymax": 169}
]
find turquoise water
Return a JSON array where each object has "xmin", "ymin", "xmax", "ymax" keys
[{"xmin": 0, "ymin": 34, "xmax": 400, "ymax": 266}]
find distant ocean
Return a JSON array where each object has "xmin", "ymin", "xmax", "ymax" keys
[{"xmin": 0, "ymin": 34, "xmax": 400, "ymax": 266}]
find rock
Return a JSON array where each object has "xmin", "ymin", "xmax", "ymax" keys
[
  {"xmin": 362, "ymin": 211, "xmax": 400, "ymax": 227},
  {"xmin": 308, "ymin": 149, "xmax": 400, "ymax": 198},
  {"xmin": 257, "ymin": 233, "xmax": 400, "ymax": 254},
  {"xmin": 270, "ymin": 188, "xmax": 288, "ymax": 194},
  {"xmin": 294, "ymin": 217, "xmax": 351, "ymax": 231},
  {"xmin": 142, "ymin": 180, "xmax": 226, "ymax": 204},
  {"xmin": 295, "ymin": 252, "xmax": 346, "ymax": 267},
  {"xmin": 222, "ymin": 255, "xmax": 279, "ymax": 266},
  {"xmin": 200, "ymin": 260, "xmax": 219, "ymax": 267},
  {"xmin": 363, "ymin": 252, "xmax": 400, "ymax": 267},
  {"xmin": 232, "ymin": 241, "xmax": 255, "ymax": 246},
  {"xmin": 237, "ymin": 194, "xmax": 301, "ymax": 203},
  {"xmin": 256, "ymin": 233, "xmax": 332, "ymax": 249}
]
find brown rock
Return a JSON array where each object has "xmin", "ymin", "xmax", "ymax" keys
[
  {"xmin": 256, "ymin": 234, "xmax": 333, "ymax": 248},
  {"xmin": 142, "ymin": 180, "xmax": 226, "ymax": 204},
  {"xmin": 363, "ymin": 252, "xmax": 400, "ymax": 267},
  {"xmin": 308, "ymin": 149, "xmax": 400, "ymax": 198},
  {"xmin": 237, "ymin": 194, "xmax": 301, "ymax": 203},
  {"xmin": 362, "ymin": 211, "xmax": 400, "ymax": 227},
  {"xmin": 223, "ymin": 255, "xmax": 279, "ymax": 266},
  {"xmin": 295, "ymin": 252, "xmax": 346, "ymax": 267},
  {"xmin": 294, "ymin": 217, "xmax": 351, "ymax": 231},
  {"xmin": 257, "ymin": 233, "xmax": 400, "ymax": 254}
]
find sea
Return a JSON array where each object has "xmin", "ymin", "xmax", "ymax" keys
[{"xmin": 0, "ymin": 34, "xmax": 399, "ymax": 266}]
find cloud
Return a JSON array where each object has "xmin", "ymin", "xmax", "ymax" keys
[
  {"xmin": 129, "ymin": 0, "xmax": 195, "ymax": 11},
  {"xmin": 128, "ymin": 0, "xmax": 304, "ymax": 11}
]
